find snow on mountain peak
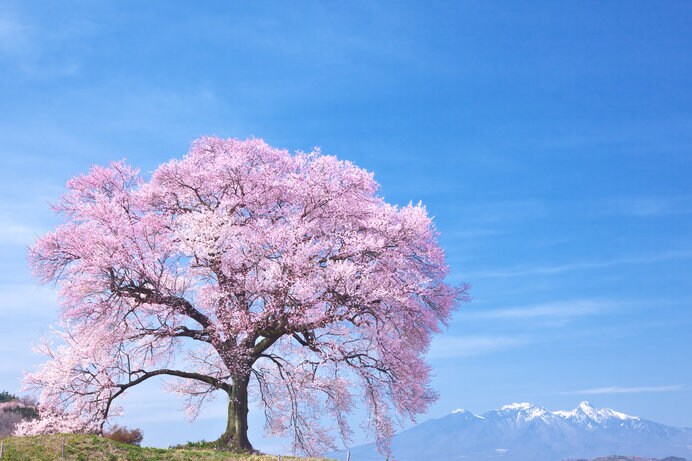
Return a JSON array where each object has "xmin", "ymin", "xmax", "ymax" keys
[
  {"xmin": 577, "ymin": 400, "xmax": 599, "ymax": 418},
  {"xmin": 501, "ymin": 402, "xmax": 536, "ymax": 411},
  {"xmin": 448, "ymin": 402, "xmax": 639, "ymax": 425},
  {"xmin": 552, "ymin": 401, "xmax": 639, "ymax": 423},
  {"xmin": 334, "ymin": 400, "xmax": 686, "ymax": 461},
  {"xmin": 499, "ymin": 402, "xmax": 548, "ymax": 421},
  {"xmin": 451, "ymin": 408, "xmax": 484, "ymax": 419},
  {"xmin": 337, "ymin": 401, "xmax": 686, "ymax": 461},
  {"xmin": 579, "ymin": 400, "xmax": 594, "ymax": 410}
]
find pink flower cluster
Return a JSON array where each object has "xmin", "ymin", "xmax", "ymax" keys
[{"xmin": 21, "ymin": 137, "xmax": 466, "ymax": 455}]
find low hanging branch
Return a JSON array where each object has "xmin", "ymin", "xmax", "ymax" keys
[{"xmin": 101, "ymin": 368, "xmax": 233, "ymax": 428}]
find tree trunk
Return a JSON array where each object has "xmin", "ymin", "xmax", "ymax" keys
[{"xmin": 217, "ymin": 374, "xmax": 253, "ymax": 452}]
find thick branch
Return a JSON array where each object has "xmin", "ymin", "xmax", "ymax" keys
[
  {"xmin": 253, "ymin": 336, "xmax": 279, "ymax": 357},
  {"xmin": 169, "ymin": 326, "xmax": 212, "ymax": 342},
  {"xmin": 149, "ymin": 293, "xmax": 213, "ymax": 330},
  {"xmin": 111, "ymin": 274, "xmax": 213, "ymax": 330},
  {"xmin": 125, "ymin": 368, "xmax": 231, "ymax": 392}
]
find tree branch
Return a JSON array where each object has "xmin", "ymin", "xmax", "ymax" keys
[
  {"xmin": 253, "ymin": 336, "xmax": 279, "ymax": 356},
  {"xmin": 101, "ymin": 368, "xmax": 232, "ymax": 429}
]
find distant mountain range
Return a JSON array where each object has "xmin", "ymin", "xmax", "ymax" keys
[
  {"xmin": 331, "ymin": 402, "xmax": 692, "ymax": 461},
  {"xmin": 566, "ymin": 457, "xmax": 688, "ymax": 461}
]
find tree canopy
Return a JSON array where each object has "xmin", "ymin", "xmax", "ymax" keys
[
  {"xmin": 0, "ymin": 391, "xmax": 18, "ymax": 403},
  {"xmin": 18, "ymin": 137, "xmax": 465, "ymax": 454}
]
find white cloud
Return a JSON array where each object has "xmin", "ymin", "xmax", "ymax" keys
[
  {"xmin": 468, "ymin": 250, "xmax": 692, "ymax": 279},
  {"xmin": 0, "ymin": 13, "xmax": 31, "ymax": 56},
  {"xmin": 0, "ymin": 6, "xmax": 89, "ymax": 76},
  {"xmin": 459, "ymin": 199, "xmax": 549, "ymax": 225},
  {"xmin": 0, "ymin": 283, "xmax": 58, "ymax": 316},
  {"xmin": 603, "ymin": 197, "xmax": 692, "ymax": 217},
  {"xmin": 429, "ymin": 335, "xmax": 530, "ymax": 359},
  {"xmin": 462, "ymin": 299, "xmax": 619, "ymax": 321},
  {"xmin": 0, "ymin": 221, "xmax": 44, "ymax": 246},
  {"xmin": 559, "ymin": 385, "xmax": 684, "ymax": 395},
  {"xmin": 0, "ymin": 183, "xmax": 60, "ymax": 250}
]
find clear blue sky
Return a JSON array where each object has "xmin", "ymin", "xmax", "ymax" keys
[{"xmin": 1, "ymin": 0, "xmax": 691, "ymax": 453}]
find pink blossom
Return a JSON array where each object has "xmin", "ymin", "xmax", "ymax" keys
[{"xmin": 21, "ymin": 137, "xmax": 467, "ymax": 454}]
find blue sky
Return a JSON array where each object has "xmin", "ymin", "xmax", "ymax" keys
[{"xmin": 1, "ymin": 0, "xmax": 691, "ymax": 453}]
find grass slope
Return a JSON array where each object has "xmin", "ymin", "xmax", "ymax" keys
[{"xmin": 0, "ymin": 434, "xmax": 335, "ymax": 461}]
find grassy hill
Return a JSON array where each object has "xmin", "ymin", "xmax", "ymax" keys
[{"xmin": 0, "ymin": 434, "xmax": 335, "ymax": 461}]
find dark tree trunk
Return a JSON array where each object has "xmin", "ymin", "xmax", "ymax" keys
[{"xmin": 217, "ymin": 374, "xmax": 253, "ymax": 452}]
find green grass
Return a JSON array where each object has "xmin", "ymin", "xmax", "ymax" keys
[{"xmin": 0, "ymin": 434, "xmax": 335, "ymax": 461}]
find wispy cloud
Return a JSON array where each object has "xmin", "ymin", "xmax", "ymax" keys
[
  {"xmin": 458, "ymin": 199, "xmax": 549, "ymax": 225},
  {"xmin": 559, "ymin": 385, "xmax": 685, "ymax": 395},
  {"xmin": 468, "ymin": 250, "xmax": 692, "ymax": 279},
  {"xmin": 0, "ymin": 12, "xmax": 32, "ymax": 56},
  {"xmin": 0, "ymin": 221, "xmax": 44, "ymax": 246},
  {"xmin": 0, "ymin": 177, "xmax": 61, "ymax": 250},
  {"xmin": 462, "ymin": 299, "xmax": 619, "ymax": 321},
  {"xmin": 603, "ymin": 197, "xmax": 692, "ymax": 217},
  {"xmin": 0, "ymin": 283, "xmax": 58, "ymax": 316},
  {"xmin": 429, "ymin": 335, "xmax": 531, "ymax": 359},
  {"xmin": 0, "ymin": 306, "xmax": 57, "ymax": 388},
  {"xmin": 0, "ymin": 4, "xmax": 90, "ymax": 76}
]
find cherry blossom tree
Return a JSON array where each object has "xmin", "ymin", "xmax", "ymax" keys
[{"xmin": 18, "ymin": 137, "xmax": 465, "ymax": 454}]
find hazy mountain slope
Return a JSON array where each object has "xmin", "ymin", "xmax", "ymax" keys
[{"xmin": 331, "ymin": 402, "xmax": 692, "ymax": 461}]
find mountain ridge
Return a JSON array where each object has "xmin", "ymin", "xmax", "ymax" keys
[
  {"xmin": 330, "ymin": 402, "xmax": 692, "ymax": 461},
  {"xmin": 564, "ymin": 457, "xmax": 688, "ymax": 461}
]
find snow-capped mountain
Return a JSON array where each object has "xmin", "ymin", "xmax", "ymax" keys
[{"xmin": 330, "ymin": 402, "xmax": 692, "ymax": 461}]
